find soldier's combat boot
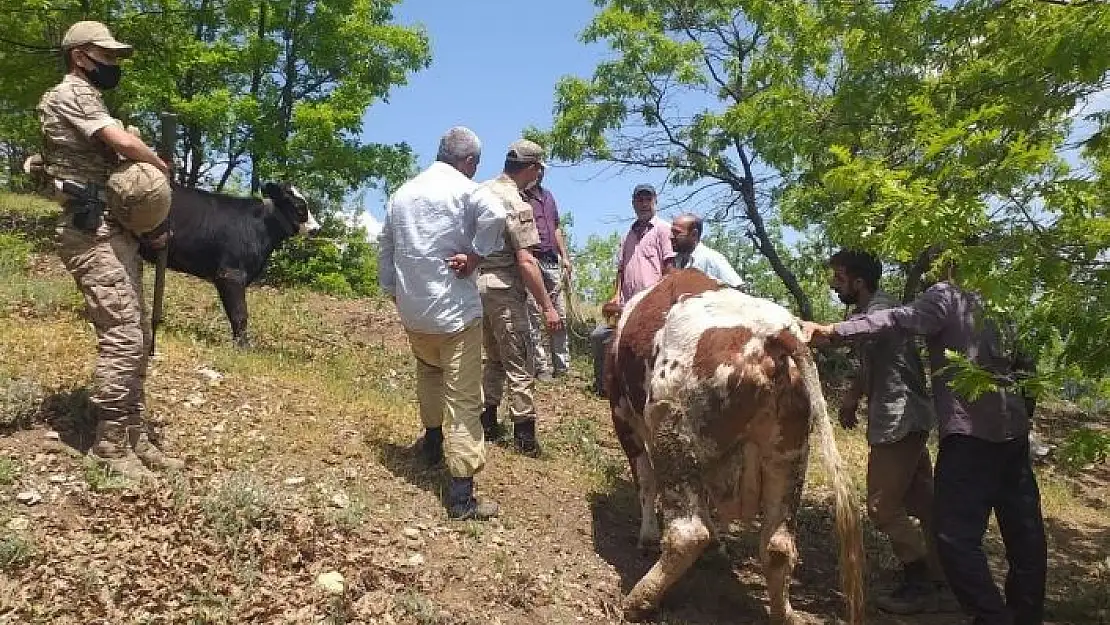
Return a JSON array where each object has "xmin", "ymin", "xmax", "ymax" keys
[
  {"xmin": 420, "ymin": 427, "xmax": 444, "ymax": 467},
  {"xmin": 480, "ymin": 404, "xmax": 507, "ymax": 442},
  {"xmin": 446, "ymin": 476, "xmax": 499, "ymax": 521},
  {"xmin": 513, "ymin": 419, "xmax": 541, "ymax": 458},
  {"xmin": 88, "ymin": 420, "xmax": 154, "ymax": 481},
  {"xmin": 131, "ymin": 426, "xmax": 185, "ymax": 472}
]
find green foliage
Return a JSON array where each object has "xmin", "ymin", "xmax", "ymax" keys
[
  {"xmin": 0, "ymin": 233, "xmax": 32, "ymax": 277},
  {"xmin": 0, "ymin": 0, "xmax": 430, "ymax": 201},
  {"xmin": 264, "ymin": 208, "xmax": 380, "ymax": 298},
  {"xmin": 0, "ymin": 377, "xmax": 43, "ymax": 431},
  {"xmin": 569, "ymin": 230, "xmax": 621, "ymax": 304},
  {"xmin": 0, "ymin": 534, "xmax": 36, "ymax": 572},
  {"xmin": 1057, "ymin": 427, "xmax": 1110, "ymax": 472},
  {"xmin": 779, "ymin": 0, "xmax": 1110, "ymax": 376},
  {"xmin": 0, "ymin": 456, "xmax": 19, "ymax": 485},
  {"xmin": 543, "ymin": 0, "xmax": 1110, "ymax": 381}
]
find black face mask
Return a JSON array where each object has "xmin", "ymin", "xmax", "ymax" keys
[{"xmin": 85, "ymin": 58, "xmax": 121, "ymax": 90}]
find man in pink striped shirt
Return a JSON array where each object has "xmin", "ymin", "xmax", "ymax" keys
[{"xmin": 590, "ymin": 184, "xmax": 674, "ymax": 396}]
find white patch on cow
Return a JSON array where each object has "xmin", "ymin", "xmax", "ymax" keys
[
  {"xmin": 647, "ymin": 287, "xmax": 798, "ymax": 405},
  {"xmin": 300, "ymin": 207, "xmax": 322, "ymax": 235},
  {"xmin": 289, "ymin": 185, "xmax": 307, "ymax": 203}
]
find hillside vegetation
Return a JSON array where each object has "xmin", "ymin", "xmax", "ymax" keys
[{"xmin": 1, "ymin": 192, "xmax": 1107, "ymax": 624}]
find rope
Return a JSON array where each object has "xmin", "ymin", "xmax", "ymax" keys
[{"xmin": 561, "ymin": 268, "xmax": 599, "ymax": 341}]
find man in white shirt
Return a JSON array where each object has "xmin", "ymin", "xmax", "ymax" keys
[
  {"xmin": 378, "ymin": 126, "xmax": 507, "ymax": 520},
  {"xmin": 667, "ymin": 213, "xmax": 744, "ymax": 288}
]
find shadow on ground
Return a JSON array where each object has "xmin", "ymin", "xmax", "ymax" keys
[{"xmin": 374, "ymin": 438, "xmax": 450, "ymax": 504}]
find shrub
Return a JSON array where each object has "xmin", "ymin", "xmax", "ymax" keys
[
  {"xmin": 1058, "ymin": 427, "xmax": 1110, "ymax": 471},
  {"xmin": 0, "ymin": 232, "xmax": 32, "ymax": 276},
  {"xmin": 265, "ymin": 210, "xmax": 380, "ymax": 299}
]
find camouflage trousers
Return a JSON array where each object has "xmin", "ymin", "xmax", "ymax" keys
[
  {"xmin": 525, "ymin": 256, "xmax": 569, "ymax": 374},
  {"xmin": 56, "ymin": 217, "xmax": 151, "ymax": 429},
  {"xmin": 480, "ymin": 285, "xmax": 536, "ymax": 424}
]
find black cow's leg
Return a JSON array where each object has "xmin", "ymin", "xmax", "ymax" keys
[{"xmin": 214, "ymin": 271, "xmax": 250, "ymax": 347}]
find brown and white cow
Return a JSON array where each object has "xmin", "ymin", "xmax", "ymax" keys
[{"xmin": 606, "ymin": 269, "xmax": 865, "ymax": 624}]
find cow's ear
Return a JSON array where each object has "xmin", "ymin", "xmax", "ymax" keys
[{"xmin": 260, "ymin": 182, "xmax": 281, "ymax": 199}]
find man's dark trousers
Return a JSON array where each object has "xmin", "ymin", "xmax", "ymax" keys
[{"xmin": 934, "ymin": 434, "xmax": 1047, "ymax": 625}]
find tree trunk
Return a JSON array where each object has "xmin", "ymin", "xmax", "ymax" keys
[
  {"xmin": 901, "ymin": 250, "xmax": 933, "ymax": 303},
  {"xmin": 248, "ymin": 0, "xmax": 267, "ymax": 195},
  {"xmin": 733, "ymin": 147, "xmax": 814, "ymax": 319},
  {"xmin": 741, "ymin": 199, "xmax": 814, "ymax": 319}
]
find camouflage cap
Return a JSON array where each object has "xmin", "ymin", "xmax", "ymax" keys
[
  {"xmin": 106, "ymin": 161, "xmax": 170, "ymax": 235},
  {"xmin": 61, "ymin": 21, "xmax": 133, "ymax": 57},
  {"xmin": 506, "ymin": 139, "xmax": 546, "ymax": 166}
]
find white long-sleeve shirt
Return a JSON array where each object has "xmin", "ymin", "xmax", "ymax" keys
[{"xmin": 378, "ymin": 161, "xmax": 507, "ymax": 333}]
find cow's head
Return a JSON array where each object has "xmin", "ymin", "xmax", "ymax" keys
[{"xmin": 261, "ymin": 182, "xmax": 322, "ymax": 235}]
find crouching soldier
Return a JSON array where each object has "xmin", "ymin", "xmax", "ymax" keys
[{"xmin": 33, "ymin": 21, "xmax": 182, "ymax": 479}]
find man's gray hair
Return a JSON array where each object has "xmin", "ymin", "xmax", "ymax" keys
[{"xmin": 437, "ymin": 126, "xmax": 481, "ymax": 165}]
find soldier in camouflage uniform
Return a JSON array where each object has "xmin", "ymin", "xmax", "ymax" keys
[
  {"xmin": 477, "ymin": 140, "xmax": 563, "ymax": 457},
  {"xmin": 36, "ymin": 21, "xmax": 183, "ymax": 480}
]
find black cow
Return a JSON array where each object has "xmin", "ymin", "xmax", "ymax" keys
[{"xmin": 140, "ymin": 181, "xmax": 321, "ymax": 346}]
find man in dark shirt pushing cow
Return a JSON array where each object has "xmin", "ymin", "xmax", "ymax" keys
[{"xmin": 804, "ymin": 250, "xmax": 1047, "ymax": 625}]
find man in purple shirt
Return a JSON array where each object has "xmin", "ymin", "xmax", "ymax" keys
[
  {"xmin": 804, "ymin": 259, "xmax": 1046, "ymax": 625},
  {"xmin": 523, "ymin": 167, "xmax": 573, "ymax": 380},
  {"xmin": 589, "ymin": 183, "xmax": 674, "ymax": 396}
]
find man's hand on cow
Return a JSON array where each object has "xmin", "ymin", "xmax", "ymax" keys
[
  {"xmin": 801, "ymin": 321, "xmax": 836, "ymax": 346},
  {"xmin": 543, "ymin": 305, "xmax": 564, "ymax": 333}
]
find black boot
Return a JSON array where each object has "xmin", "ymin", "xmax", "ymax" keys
[
  {"xmin": 513, "ymin": 419, "xmax": 541, "ymax": 457},
  {"xmin": 421, "ymin": 427, "xmax": 443, "ymax": 467},
  {"xmin": 446, "ymin": 477, "xmax": 499, "ymax": 520},
  {"xmin": 480, "ymin": 404, "xmax": 507, "ymax": 442},
  {"xmin": 875, "ymin": 559, "xmax": 940, "ymax": 614}
]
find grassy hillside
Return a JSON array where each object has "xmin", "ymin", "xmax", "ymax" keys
[{"xmin": 0, "ymin": 191, "xmax": 1106, "ymax": 624}]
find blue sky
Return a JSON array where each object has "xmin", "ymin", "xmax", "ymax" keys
[{"xmin": 355, "ymin": 0, "xmax": 671, "ymax": 245}]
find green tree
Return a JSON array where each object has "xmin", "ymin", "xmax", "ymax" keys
[
  {"xmin": 534, "ymin": 0, "xmax": 863, "ymax": 319},
  {"xmin": 0, "ymin": 0, "xmax": 430, "ymax": 200},
  {"xmin": 781, "ymin": 0, "xmax": 1110, "ymax": 375}
]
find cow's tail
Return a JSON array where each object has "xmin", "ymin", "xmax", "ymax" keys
[{"xmin": 793, "ymin": 338, "xmax": 866, "ymax": 625}]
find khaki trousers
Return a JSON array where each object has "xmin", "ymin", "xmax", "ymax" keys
[
  {"xmin": 480, "ymin": 285, "xmax": 536, "ymax": 423},
  {"xmin": 867, "ymin": 430, "xmax": 945, "ymax": 580},
  {"xmin": 405, "ymin": 320, "xmax": 486, "ymax": 478},
  {"xmin": 56, "ymin": 218, "xmax": 150, "ymax": 427}
]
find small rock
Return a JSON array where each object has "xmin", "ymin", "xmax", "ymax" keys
[
  {"xmin": 5, "ymin": 517, "xmax": 29, "ymax": 531},
  {"xmin": 402, "ymin": 527, "xmax": 421, "ymax": 540},
  {"xmin": 196, "ymin": 367, "xmax": 224, "ymax": 384},
  {"xmin": 405, "ymin": 553, "xmax": 425, "ymax": 567},
  {"xmin": 210, "ymin": 420, "xmax": 226, "ymax": 434},
  {"xmin": 283, "ymin": 477, "xmax": 306, "ymax": 486},
  {"xmin": 491, "ymin": 535, "xmax": 504, "ymax": 545},
  {"xmin": 331, "ymin": 493, "xmax": 350, "ymax": 509},
  {"xmin": 16, "ymin": 490, "xmax": 42, "ymax": 506},
  {"xmin": 315, "ymin": 571, "xmax": 345, "ymax": 595},
  {"xmin": 48, "ymin": 474, "xmax": 68, "ymax": 483},
  {"xmin": 184, "ymin": 393, "xmax": 207, "ymax": 408},
  {"xmin": 44, "ymin": 431, "xmax": 61, "ymax": 441}
]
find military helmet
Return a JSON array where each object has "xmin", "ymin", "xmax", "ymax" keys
[{"xmin": 106, "ymin": 161, "xmax": 170, "ymax": 235}]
